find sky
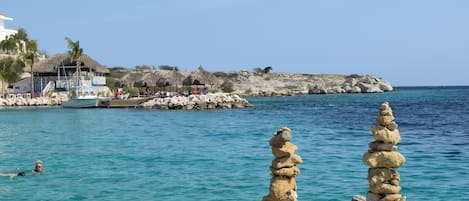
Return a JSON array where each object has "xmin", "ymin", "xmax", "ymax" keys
[{"xmin": 1, "ymin": 0, "xmax": 468, "ymax": 86}]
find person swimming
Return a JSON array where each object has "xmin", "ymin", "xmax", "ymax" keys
[{"xmin": 0, "ymin": 160, "xmax": 43, "ymax": 180}]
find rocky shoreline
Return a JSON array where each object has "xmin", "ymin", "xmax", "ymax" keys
[{"xmin": 0, "ymin": 93, "xmax": 253, "ymax": 109}]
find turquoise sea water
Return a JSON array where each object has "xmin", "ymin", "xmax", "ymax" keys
[{"xmin": 0, "ymin": 87, "xmax": 468, "ymax": 201}]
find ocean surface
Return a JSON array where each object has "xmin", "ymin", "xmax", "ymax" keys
[{"xmin": 0, "ymin": 86, "xmax": 468, "ymax": 201}]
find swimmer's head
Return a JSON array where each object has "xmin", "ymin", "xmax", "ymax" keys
[{"xmin": 34, "ymin": 160, "xmax": 43, "ymax": 172}]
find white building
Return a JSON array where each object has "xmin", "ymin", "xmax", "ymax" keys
[{"xmin": 0, "ymin": 13, "xmax": 17, "ymax": 41}]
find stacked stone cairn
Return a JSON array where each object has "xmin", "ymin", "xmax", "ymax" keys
[
  {"xmin": 361, "ymin": 102, "xmax": 406, "ymax": 201},
  {"xmin": 262, "ymin": 127, "xmax": 303, "ymax": 201}
]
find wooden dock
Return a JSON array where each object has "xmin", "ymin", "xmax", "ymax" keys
[{"xmin": 98, "ymin": 97, "xmax": 153, "ymax": 108}]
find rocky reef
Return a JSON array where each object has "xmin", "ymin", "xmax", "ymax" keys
[
  {"xmin": 353, "ymin": 102, "xmax": 406, "ymax": 201},
  {"xmin": 262, "ymin": 127, "xmax": 303, "ymax": 201}
]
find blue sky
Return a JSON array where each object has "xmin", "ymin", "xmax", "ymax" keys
[{"xmin": 2, "ymin": 0, "xmax": 468, "ymax": 86}]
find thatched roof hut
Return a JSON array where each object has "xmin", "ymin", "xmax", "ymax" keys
[{"xmin": 32, "ymin": 53, "xmax": 109, "ymax": 76}]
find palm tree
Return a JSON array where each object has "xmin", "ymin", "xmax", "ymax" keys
[
  {"xmin": 0, "ymin": 35, "xmax": 16, "ymax": 54},
  {"xmin": 64, "ymin": 37, "xmax": 83, "ymax": 96},
  {"xmin": 21, "ymin": 39, "xmax": 39, "ymax": 97},
  {"xmin": 0, "ymin": 57, "xmax": 25, "ymax": 96}
]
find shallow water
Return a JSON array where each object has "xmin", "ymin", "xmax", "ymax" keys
[{"xmin": 0, "ymin": 87, "xmax": 468, "ymax": 200}]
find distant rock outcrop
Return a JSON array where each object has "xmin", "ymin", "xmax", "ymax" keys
[{"xmin": 108, "ymin": 68, "xmax": 393, "ymax": 97}]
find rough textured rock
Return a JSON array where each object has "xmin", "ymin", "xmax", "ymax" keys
[
  {"xmin": 270, "ymin": 166, "xmax": 300, "ymax": 177},
  {"xmin": 363, "ymin": 151, "xmax": 405, "ymax": 168},
  {"xmin": 371, "ymin": 125, "xmax": 401, "ymax": 144},
  {"xmin": 368, "ymin": 141, "xmax": 397, "ymax": 152},
  {"xmin": 263, "ymin": 127, "xmax": 302, "ymax": 201},
  {"xmin": 368, "ymin": 168, "xmax": 400, "ymax": 186},
  {"xmin": 272, "ymin": 142, "xmax": 297, "ymax": 158},
  {"xmin": 269, "ymin": 127, "xmax": 292, "ymax": 147},
  {"xmin": 140, "ymin": 93, "xmax": 253, "ymax": 110},
  {"xmin": 369, "ymin": 183, "xmax": 401, "ymax": 194}
]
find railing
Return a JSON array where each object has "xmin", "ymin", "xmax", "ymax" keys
[{"xmin": 41, "ymin": 81, "xmax": 55, "ymax": 96}]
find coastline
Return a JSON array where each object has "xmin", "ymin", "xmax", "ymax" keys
[{"xmin": 0, "ymin": 93, "xmax": 253, "ymax": 109}]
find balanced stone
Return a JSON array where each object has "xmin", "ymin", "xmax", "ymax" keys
[
  {"xmin": 269, "ymin": 127, "xmax": 292, "ymax": 147},
  {"xmin": 369, "ymin": 183, "xmax": 401, "ymax": 194},
  {"xmin": 363, "ymin": 151, "xmax": 405, "ymax": 168},
  {"xmin": 272, "ymin": 142, "xmax": 297, "ymax": 158},
  {"xmin": 271, "ymin": 154, "xmax": 303, "ymax": 169},
  {"xmin": 270, "ymin": 166, "xmax": 300, "ymax": 177},
  {"xmin": 376, "ymin": 115, "xmax": 394, "ymax": 126},
  {"xmin": 371, "ymin": 125, "xmax": 401, "ymax": 144},
  {"xmin": 368, "ymin": 168, "xmax": 400, "ymax": 186},
  {"xmin": 369, "ymin": 141, "xmax": 397, "ymax": 152}
]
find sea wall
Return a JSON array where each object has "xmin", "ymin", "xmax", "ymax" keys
[
  {"xmin": 140, "ymin": 93, "xmax": 253, "ymax": 109},
  {"xmin": 0, "ymin": 93, "xmax": 68, "ymax": 107},
  {"xmin": 0, "ymin": 93, "xmax": 253, "ymax": 109}
]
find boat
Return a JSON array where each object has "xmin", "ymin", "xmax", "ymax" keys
[
  {"xmin": 62, "ymin": 93, "xmax": 99, "ymax": 108},
  {"xmin": 61, "ymin": 72, "xmax": 100, "ymax": 108}
]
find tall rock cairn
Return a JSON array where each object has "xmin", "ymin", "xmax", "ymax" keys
[
  {"xmin": 262, "ymin": 127, "xmax": 303, "ymax": 201},
  {"xmin": 362, "ymin": 102, "xmax": 406, "ymax": 201}
]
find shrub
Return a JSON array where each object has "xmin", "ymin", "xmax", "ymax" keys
[{"xmin": 221, "ymin": 81, "xmax": 234, "ymax": 93}]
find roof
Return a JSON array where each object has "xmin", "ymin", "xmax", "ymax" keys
[{"xmin": 32, "ymin": 53, "xmax": 110, "ymax": 74}]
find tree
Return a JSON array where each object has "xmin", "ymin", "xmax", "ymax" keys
[
  {"xmin": 0, "ymin": 57, "xmax": 25, "ymax": 95},
  {"xmin": 1, "ymin": 29, "xmax": 40, "ymax": 96},
  {"xmin": 19, "ymin": 37, "xmax": 39, "ymax": 97},
  {"xmin": 264, "ymin": 66, "xmax": 272, "ymax": 74},
  {"xmin": 253, "ymin": 67, "xmax": 264, "ymax": 74},
  {"xmin": 65, "ymin": 37, "xmax": 83, "ymax": 96},
  {"xmin": 0, "ymin": 35, "xmax": 17, "ymax": 54}
]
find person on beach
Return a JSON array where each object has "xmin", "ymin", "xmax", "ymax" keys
[{"xmin": 0, "ymin": 160, "xmax": 43, "ymax": 180}]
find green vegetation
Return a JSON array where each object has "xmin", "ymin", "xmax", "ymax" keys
[
  {"xmin": 65, "ymin": 37, "xmax": 83, "ymax": 96},
  {"xmin": 1, "ymin": 29, "xmax": 39, "ymax": 96},
  {"xmin": 159, "ymin": 65, "xmax": 179, "ymax": 71},
  {"xmin": 0, "ymin": 57, "xmax": 25, "ymax": 95},
  {"xmin": 221, "ymin": 81, "xmax": 234, "ymax": 93},
  {"xmin": 253, "ymin": 66, "xmax": 273, "ymax": 74},
  {"xmin": 135, "ymin": 65, "xmax": 152, "ymax": 72}
]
